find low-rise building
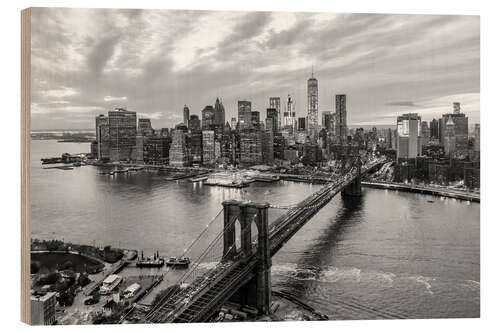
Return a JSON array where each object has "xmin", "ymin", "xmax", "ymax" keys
[{"xmin": 31, "ymin": 292, "xmax": 57, "ymax": 325}]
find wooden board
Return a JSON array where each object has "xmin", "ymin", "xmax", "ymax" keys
[{"xmin": 21, "ymin": 7, "xmax": 31, "ymax": 325}]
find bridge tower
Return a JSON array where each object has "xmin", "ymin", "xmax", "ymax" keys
[
  {"xmin": 222, "ymin": 200, "xmax": 272, "ymax": 315},
  {"xmin": 341, "ymin": 155, "xmax": 363, "ymax": 196}
]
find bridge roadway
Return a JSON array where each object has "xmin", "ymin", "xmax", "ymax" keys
[{"xmin": 144, "ymin": 159, "xmax": 385, "ymax": 324}]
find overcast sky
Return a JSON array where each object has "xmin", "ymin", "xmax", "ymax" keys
[{"xmin": 30, "ymin": 8, "xmax": 479, "ymax": 130}]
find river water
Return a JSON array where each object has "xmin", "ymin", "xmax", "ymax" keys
[{"xmin": 30, "ymin": 140, "xmax": 480, "ymax": 319}]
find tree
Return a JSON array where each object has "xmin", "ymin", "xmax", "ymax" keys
[
  {"xmin": 152, "ymin": 285, "xmax": 180, "ymax": 306},
  {"xmin": 31, "ymin": 261, "xmax": 41, "ymax": 274},
  {"xmin": 59, "ymin": 260, "xmax": 73, "ymax": 271},
  {"xmin": 78, "ymin": 273, "xmax": 91, "ymax": 287},
  {"xmin": 57, "ymin": 290, "xmax": 74, "ymax": 306},
  {"xmin": 37, "ymin": 272, "xmax": 59, "ymax": 286}
]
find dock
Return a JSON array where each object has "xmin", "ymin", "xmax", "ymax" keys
[
  {"xmin": 361, "ymin": 181, "xmax": 480, "ymax": 202},
  {"xmin": 84, "ymin": 260, "xmax": 129, "ymax": 296},
  {"xmin": 204, "ymin": 181, "xmax": 249, "ymax": 188}
]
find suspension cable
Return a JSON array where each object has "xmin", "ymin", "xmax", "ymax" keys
[
  {"xmin": 146, "ymin": 212, "xmax": 251, "ymax": 320},
  {"xmin": 146, "ymin": 213, "xmax": 258, "ymax": 322},
  {"xmin": 181, "ymin": 207, "xmax": 223, "ymax": 256}
]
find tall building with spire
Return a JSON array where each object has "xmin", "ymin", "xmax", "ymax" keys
[
  {"xmin": 283, "ymin": 94, "xmax": 296, "ymax": 131},
  {"xmin": 307, "ymin": 68, "xmax": 318, "ymax": 137},
  {"xmin": 183, "ymin": 105, "xmax": 190, "ymax": 126}
]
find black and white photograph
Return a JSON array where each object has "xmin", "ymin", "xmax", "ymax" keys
[{"xmin": 21, "ymin": 6, "xmax": 480, "ymax": 326}]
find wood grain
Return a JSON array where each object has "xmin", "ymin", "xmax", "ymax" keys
[{"xmin": 21, "ymin": 7, "xmax": 31, "ymax": 325}]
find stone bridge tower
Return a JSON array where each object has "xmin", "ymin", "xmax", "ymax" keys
[
  {"xmin": 341, "ymin": 155, "xmax": 363, "ymax": 196},
  {"xmin": 222, "ymin": 200, "xmax": 272, "ymax": 314}
]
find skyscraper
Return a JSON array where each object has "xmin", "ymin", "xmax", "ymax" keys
[
  {"xmin": 443, "ymin": 117, "xmax": 456, "ymax": 156},
  {"xmin": 321, "ymin": 111, "xmax": 334, "ymax": 131},
  {"xmin": 202, "ymin": 105, "xmax": 215, "ymax": 130},
  {"xmin": 307, "ymin": 70, "xmax": 318, "ymax": 137},
  {"xmin": 335, "ymin": 94, "xmax": 347, "ymax": 144},
  {"xmin": 95, "ymin": 114, "xmax": 108, "ymax": 139},
  {"xmin": 284, "ymin": 94, "xmax": 296, "ymax": 131},
  {"xmin": 297, "ymin": 117, "xmax": 306, "ymax": 131},
  {"xmin": 266, "ymin": 108, "xmax": 279, "ymax": 134},
  {"xmin": 188, "ymin": 115, "xmax": 201, "ymax": 132},
  {"xmin": 202, "ymin": 130, "xmax": 216, "ymax": 165},
  {"xmin": 439, "ymin": 103, "xmax": 468, "ymax": 156},
  {"xmin": 95, "ymin": 114, "xmax": 110, "ymax": 160},
  {"xmin": 230, "ymin": 117, "xmax": 237, "ymax": 130},
  {"xmin": 188, "ymin": 115, "xmax": 202, "ymax": 164},
  {"xmin": 108, "ymin": 108, "xmax": 137, "ymax": 161},
  {"xmin": 420, "ymin": 121, "xmax": 430, "ymax": 147},
  {"xmin": 213, "ymin": 97, "xmax": 225, "ymax": 127},
  {"xmin": 251, "ymin": 111, "xmax": 260, "ymax": 128},
  {"xmin": 138, "ymin": 118, "xmax": 153, "ymax": 137},
  {"xmin": 143, "ymin": 136, "xmax": 170, "ymax": 165},
  {"xmin": 238, "ymin": 100, "xmax": 252, "ymax": 129},
  {"xmin": 183, "ymin": 105, "xmax": 190, "ymax": 126},
  {"xmin": 474, "ymin": 124, "xmax": 480, "ymax": 152},
  {"xmin": 430, "ymin": 118, "xmax": 439, "ymax": 140},
  {"xmin": 396, "ymin": 113, "xmax": 421, "ymax": 160},
  {"xmin": 169, "ymin": 129, "xmax": 190, "ymax": 166},
  {"xmin": 240, "ymin": 129, "xmax": 262, "ymax": 166},
  {"xmin": 262, "ymin": 130, "xmax": 274, "ymax": 164},
  {"xmin": 269, "ymin": 97, "xmax": 281, "ymax": 130}
]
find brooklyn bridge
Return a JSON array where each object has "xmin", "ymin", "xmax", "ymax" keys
[{"xmin": 132, "ymin": 157, "xmax": 386, "ymax": 323}]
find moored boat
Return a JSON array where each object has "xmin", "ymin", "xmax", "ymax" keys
[
  {"xmin": 189, "ymin": 175, "xmax": 208, "ymax": 182},
  {"xmin": 166, "ymin": 256, "xmax": 190, "ymax": 268},
  {"xmin": 136, "ymin": 251, "xmax": 164, "ymax": 268}
]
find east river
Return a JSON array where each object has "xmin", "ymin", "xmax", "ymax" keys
[{"xmin": 31, "ymin": 140, "xmax": 480, "ymax": 319}]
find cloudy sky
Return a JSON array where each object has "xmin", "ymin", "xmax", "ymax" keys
[{"xmin": 30, "ymin": 8, "xmax": 479, "ymax": 130}]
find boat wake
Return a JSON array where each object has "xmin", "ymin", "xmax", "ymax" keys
[
  {"xmin": 272, "ymin": 264, "xmax": 394, "ymax": 286},
  {"xmin": 462, "ymin": 279, "xmax": 480, "ymax": 290},
  {"xmin": 407, "ymin": 275, "xmax": 435, "ymax": 295}
]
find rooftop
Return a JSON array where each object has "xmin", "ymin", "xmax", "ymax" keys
[{"xmin": 31, "ymin": 291, "xmax": 56, "ymax": 302}]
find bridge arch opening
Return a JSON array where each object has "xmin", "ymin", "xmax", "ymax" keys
[
  {"xmin": 233, "ymin": 218, "xmax": 242, "ymax": 254},
  {"xmin": 251, "ymin": 220, "xmax": 258, "ymax": 246}
]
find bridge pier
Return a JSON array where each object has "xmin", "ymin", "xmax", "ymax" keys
[
  {"xmin": 341, "ymin": 156, "xmax": 363, "ymax": 197},
  {"xmin": 341, "ymin": 176, "xmax": 362, "ymax": 196},
  {"xmin": 222, "ymin": 200, "xmax": 272, "ymax": 315}
]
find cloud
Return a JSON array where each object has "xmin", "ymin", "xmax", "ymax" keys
[
  {"xmin": 29, "ymin": 9, "xmax": 479, "ymax": 130},
  {"xmin": 41, "ymin": 87, "xmax": 78, "ymax": 98},
  {"xmin": 87, "ymin": 35, "xmax": 121, "ymax": 76},
  {"xmin": 387, "ymin": 101, "xmax": 419, "ymax": 107},
  {"xmin": 104, "ymin": 96, "xmax": 128, "ymax": 102}
]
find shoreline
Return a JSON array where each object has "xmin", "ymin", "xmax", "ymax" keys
[
  {"xmin": 270, "ymin": 290, "xmax": 329, "ymax": 321},
  {"xmin": 361, "ymin": 181, "xmax": 480, "ymax": 202}
]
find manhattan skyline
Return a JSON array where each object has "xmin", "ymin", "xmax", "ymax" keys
[{"xmin": 30, "ymin": 8, "xmax": 479, "ymax": 130}]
